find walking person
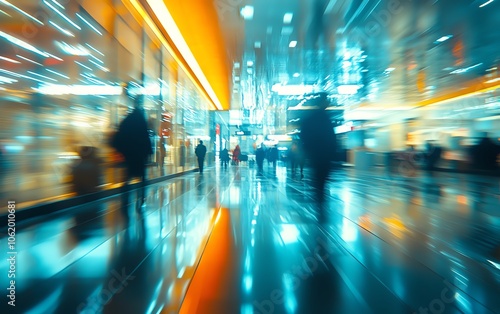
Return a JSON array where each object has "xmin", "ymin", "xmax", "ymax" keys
[
  {"xmin": 220, "ymin": 147, "xmax": 230, "ymax": 169},
  {"xmin": 112, "ymin": 97, "xmax": 152, "ymax": 208},
  {"xmin": 195, "ymin": 140, "xmax": 207, "ymax": 173},
  {"xmin": 300, "ymin": 93, "xmax": 336, "ymax": 215}
]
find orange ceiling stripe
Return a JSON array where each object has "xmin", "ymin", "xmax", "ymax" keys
[{"xmin": 162, "ymin": 0, "xmax": 231, "ymax": 110}]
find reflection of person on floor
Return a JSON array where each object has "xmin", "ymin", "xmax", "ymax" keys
[
  {"xmin": 195, "ymin": 140, "xmax": 207, "ymax": 173},
  {"xmin": 220, "ymin": 147, "xmax": 230, "ymax": 169},
  {"xmin": 112, "ymin": 96, "xmax": 152, "ymax": 206},
  {"xmin": 267, "ymin": 145, "xmax": 279, "ymax": 169},
  {"xmin": 300, "ymin": 93, "xmax": 336, "ymax": 206}
]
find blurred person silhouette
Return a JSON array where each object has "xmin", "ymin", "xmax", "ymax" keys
[
  {"xmin": 267, "ymin": 145, "xmax": 279, "ymax": 169},
  {"xmin": 195, "ymin": 140, "xmax": 207, "ymax": 174},
  {"xmin": 112, "ymin": 96, "xmax": 152, "ymax": 206},
  {"xmin": 255, "ymin": 144, "xmax": 266, "ymax": 175},
  {"xmin": 289, "ymin": 140, "xmax": 305, "ymax": 179},
  {"xmin": 470, "ymin": 133, "xmax": 500, "ymax": 171},
  {"xmin": 300, "ymin": 93, "xmax": 336, "ymax": 209},
  {"xmin": 72, "ymin": 146, "xmax": 102, "ymax": 195},
  {"xmin": 220, "ymin": 147, "xmax": 230, "ymax": 169},
  {"xmin": 423, "ymin": 141, "xmax": 442, "ymax": 172},
  {"xmin": 233, "ymin": 145, "xmax": 241, "ymax": 165}
]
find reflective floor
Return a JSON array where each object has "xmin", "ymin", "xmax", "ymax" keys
[{"xmin": 1, "ymin": 165, "xmax": 500, "ymax": 313}]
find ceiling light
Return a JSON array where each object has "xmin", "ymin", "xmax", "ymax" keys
[
  {"xmin": 272, "ymin": 84, "xmax": 314, "ymax": 95},
  {"xmin": 486, "ymin": 77, "xmax": 500, "ymax": 84},
  {"xmin": 234, "ymin": 62, "xmax": 240, "ymax": 69},
  {"xmin": 283, "ymin": 13, "xmax": 293, "ymax": 24},
  {"xmin": 435, "ymin": 35, "xmax": 453, "ymax": 43},
  {"xmin": 385, "ymin": 67, "xmax": 396, "ymax": 73},
  {"xmin": 240, "ymin": 5, "xmax": 254, "ymax": 20},
  {"xmin": 479, "ymin": 0, "xmax": 494, "ymax": 7},
  {"xmin": 247, "ymin": 60, "xmax": 254, "ymax": 67},
  {"xmin": 289, "ymin": 41, "xmax": 297, "ymax": 48},
  {"xmin": 0, "ymin": 31, "xmax": 49, "ymax": 57},
  {"xmin": 293, "ymin": 73, "xmax": 300, "ymax": 78}
]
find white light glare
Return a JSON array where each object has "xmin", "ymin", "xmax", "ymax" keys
[
  {"xmin": 76, "ymin": 13, "xmax": 103, "ymax": 35},
  {"xmin": 0, "ymin": 31, "xmax": 49, "ymax": 57},
  {"xmin": 0, "ymin": 75, "xmax": 17, "ymax": 83},
  {"xmin": 283, "ymin": 13, "xmax": 293, "ymax": 24},
  {"xmin": 240, "ymin": 5, "xmax": 254, "ymax": 20},
  {"xmin": 247, "ymin": 60, "xmax": 254, "ymax": 67},
  {"xmin": 46, "ymin": 69, "xmax": 69, "ymax": 79},
  {"xmin": 0, "ymin": 0, "xmax": 43, "ymax": 25},
  {"xmin": 385, "ymin": 67, "xmax": 396, "ymax": 73},
  {"xmin": 16, "ymin": 55, "xmax": 42, "ymax": 66},
  {"xmin": 0, "ymin": 56, "xmax": 20, "ymax": 63},
  {"xmin": 43, "ymin": 0, "xmax": 81, "ymax": 30},
  {"xmin": 479, "ymin": 0, "xmax": 494, "ymax": 8},
  {"xmin": 272, "ymin": 83, "xmax": 314, "ymax": 95},
  {"xmin": 289, "ymin": 41, "xmax": 298, "ymax": 48},
  {"xmin": 337, "ymin": 85, "xmax": 361, "ymax": 95},
  {"xmin": 75, "ymin": 61, "xmax": 92, "ymax": 71},
  {"xmin": 436, "ymin": 35, "xmax": 453, "ymax": 43},
  {"xmin": 49, "ymin": 21, "xmax": 75, "ymax": 37},
  {"xmin": 35, "ymin": 84, "xmax": 123, "ymax": 95},
  {"xmin": 27, "ymin": 71, "xmax": 58, "ymax": 82},
  {"xmin": 85, "ymin": 43, "xmax": 104, "ymax": 56},
  {"xmin": 293, "ymin": 73, "xmax": 300, "ymax": 78}
]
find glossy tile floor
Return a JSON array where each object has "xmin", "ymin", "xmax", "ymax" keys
[{"xmin": 1, "ymin": 165, "xmax": 500, "ymax": 313}]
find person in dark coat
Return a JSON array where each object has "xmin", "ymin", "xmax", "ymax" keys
[
  {"xmin": 112, "ymin": 99, "xmax": 152, "ymax": 205},
  {"xmin": 195, "ymin": 140, "xmax": 207, "ymax": 173},
  {"xmin": 471, "ymin": 134, "xmax": 500, "ymax": 171},
  {"xmin": 255, "ymin": 144, "xmax": 266, "ymax": 174},
  {"xmin": 300, "ymin": 93, "xmax": 336, "ymax": 208},
  {"xmin": 220, "ymin": 147, "xmax": 230, "ymax": 169}
]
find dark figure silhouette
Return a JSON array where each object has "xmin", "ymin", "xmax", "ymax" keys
[
  {"xmin": 255, "ymin": 145, "xmax": 266, "ymax": 174},
  {"xmin": 195, "ymin": 140, "xmax": 207, "ymax": 173},
  {"xmin": 423, "ymin": 141, "xmax": 442, "ymax": 171},
  {"xmin": 471, "ymin": 135, "xmax": 500, "ymax": 171},
  {"xmin": 267, "ymin": 145, "xmax": 279, "ymax": 168},
  {"xmin": 112, "ymin": 104, "xmax": 152, "ymax": 205},
  {"xmin": 233, "ymin": 145, "xmax": 241, "ymax": 165},
  {"xmin": 300, "ymin": 95, "xmax": 336, "ymax": 206},
  {"xmin": 220, "ymin": 148, "xmax": 230, "ymax": 169}
]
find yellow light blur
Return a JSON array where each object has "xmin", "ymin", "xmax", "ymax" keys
[{"xmin": 126, "ymin": 0, "xmax": 224, "ymax": 110}]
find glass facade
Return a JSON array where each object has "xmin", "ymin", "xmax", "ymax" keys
[{"xmin": 0, "ymin": 0, "xmax": 211, "ymax": 205}]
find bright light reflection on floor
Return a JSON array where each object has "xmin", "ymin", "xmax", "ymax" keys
[{"xmin": 280, "ymin": 224, "xmax": 300, "ymax": 244}]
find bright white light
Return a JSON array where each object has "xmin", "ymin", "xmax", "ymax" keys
[
  {"xmin": 293, "ymin": 73, "xmax": 300, "ymax": 78},
  {"xmin": 0, "ymin": 56, "xmax": 20, "ymax": 63},
  {"xmin": 76, "ymin": 13, "xmax": 102, "ymax": 35},
  {"xmin": 0, "ymin": 31, "xmax": 49, "ymax": 57},
  {"xmin": 85, "ymin": 43, "xmax": 104, "ymax": 56},
  {"xmin": 75, "ymin": 61, "xmax": 92, "ymax": 71},
  {"xmin": 234, "ymin": 62, "xmax": 240, "ymax": 69},
  {"xmin": 337, "ymin": 85, "xmax": 360, "ymax": 95},
  {"xmin": 240, "ymin": 5, "xmax": 254, "ymax": 20},
  {"xmin": 89, "ymin": 59, "xmax": 109, "ymax": 72},
  {"xmin": 43, "ymin": 0, "xmax": 81, "ymax": 30},
  {"xmin": 0, "ymin": 0, "xmax": 43, "ymax": 25},
  {"xmin": 279, "ymin": 225, "xmax": 300, "ymax": 244},
  {"xmin": 46, "ymin": 69, "xmax": 69, "ymax": 79},
  {"xmin": 51, "ymin": 0, "xmax": 64, "ymax": 9},
  {"xmin": 486, "ymin": 77, "xmax": 500, "ymax": 84},
  {"xmin": 46, "ymin": 53, "xmax": 63, "ymax": 61},
  {"xmin": 55, "ymin": 42, "xmax": 90, "ymax": 55},
  {"xmin": 335, "ymin": 121, "xmax": 353, "ymax": 134},
  {"xmin": 479, "ymin": 0, "xmax": 494, "ymax": 7},
  {"xmin": 35, "ymin": 84, "xmax": 123, "ymax": 95},
  {"xmin": 283, "ymin": 13, "xmax": 293, "ymax": 24},
  {"xmin": 289, "ymin": 41, "xmax": 297, "ymax": 48},
  {"xmin": 0, "ymin": 75, "xmax": 17, "ymax": 83},
  {"xmin": 0, "ymin": 68, "xmax": 46, "ymax": 83},
  {"xmin": 436, "ymin": 35, "xmax": 453, "ymax": 43},
  {"xmin": 0, "ymin": 9, "xmax": 11, "ymax": 16},
  {"xmin": 385, "ymin": 67, "xmax": 396, "ymax": 72},
  {"xmin": 88, "ymin": 54, "xmax": 104, "ymax": 64},
  {"xmin": 49, "ymin": 21, "xmax": 75, "ymax": 37},
  {"xmin": 246, "ymin": 60, "xmax": 254, "ymax": 67},
  {"xmin": 27, "ymin": 71, "xmax": 58, "ymax": 82},
  {"xmin": 450, "ymin": 63, "xmax": 483, "ymax": 74}
]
